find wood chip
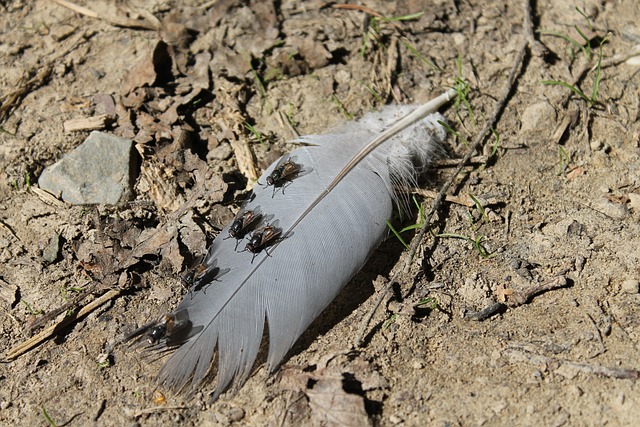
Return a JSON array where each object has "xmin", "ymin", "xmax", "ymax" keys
[
  {"xmin": 63, "ymin": 114, "xmax": 111, "ymax": 132},
  {"xmin": 30, "ymin": 186, "xmax": 65, "ymax": 207}
]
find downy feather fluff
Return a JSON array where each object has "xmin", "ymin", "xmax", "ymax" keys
[{"xmin": 136, "ymin": 89, "xmax": 455, "ymax": 398}]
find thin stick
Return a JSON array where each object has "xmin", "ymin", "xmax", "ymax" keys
[
  {"xmin": 410, "ymin": 188, "xmax": 500, "ymax": 208},
  {"xmin": 506, "ymin": 275, "xmax": 568, "ymax": 306},
  {"xmin": 28, "ymin": 284, "xmax": 94, "ymax": 331},
  {"xmin": 405, "ymin": 41, "xmax": 527, "ymax": 270},
  {"xmin": 51, "ymin": 0, "xmax": 97, "ymax": 18},
  {"xmin": 354, "ymin": 0, "xmax": 536, "ymax": 348},
  {"xmin": 133, "ymin": 406, "xmax": 190, "ymax": 416},
  {"xmin": 464, "ymin": 276, "xmax": 568, "ymax": 321},
  {"xmin": 505, "ymin": 347, "xmax": 639, "ymax": 380},
  {"xmin": 51, "ymin": 0, "xmax": 160, "ymax": 30},
  {"xmin": 4, "ymin": 289, "xmax": 121, "ymax": 360}
]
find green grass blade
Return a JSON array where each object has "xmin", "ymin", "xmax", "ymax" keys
[
  {"xmin": 540, "ymin": 80, "xmax": 591, "ymax": 103},
  {"xmin": 386, "ymin": 220, "xmax": 409, "ymax": 249}
]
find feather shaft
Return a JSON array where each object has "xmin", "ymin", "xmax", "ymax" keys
[{"xmin": 285, "ymin": 87, "xmax": 457, "ymax": 242}]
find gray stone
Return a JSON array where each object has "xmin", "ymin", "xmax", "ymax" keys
[
  {"xmin": 520, "ymin": 102, "xmax": 557, "ymax": 132},
  {"xmin": 41, "ymin": 233, "xmax": 61, "ymax": 265},
  {"xmin": 38, "ymin": 131, "xmax": 136, "ymax": 205},
  {"xmin": 622, "ymin": 279, "xmax": 639, "ymax": 294}
]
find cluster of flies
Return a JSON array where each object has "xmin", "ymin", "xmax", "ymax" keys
[
  {"xmin": 229, "ymin": 156, "xmax": 302, "ymax": 261},
  {"xmin": 127, "ymin": 156, "xmax": 303, "ymax": 346}
]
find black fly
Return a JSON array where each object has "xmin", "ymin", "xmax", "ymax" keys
[
  {"xmin": 264, "ymin": 156, "xmax": 302, "ymax": 196},
  {"xmin": 183, "ymin": 258, "xmax": 229, "ymax": 293},
  {"xmin": 228, "ymin": 209, "xmax": 262, "ymax": 239},
  {"xmin": 245, "ymin": 223, "xmax": 282, "ymax": 262},
  {"xmin": 125, "ymin": 309, "xmax": 191, "ymax": 347}
]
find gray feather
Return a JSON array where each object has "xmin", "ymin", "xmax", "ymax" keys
[{"xmin": 144, "ymin": 90, "xmax": 454, "ymax": 398}]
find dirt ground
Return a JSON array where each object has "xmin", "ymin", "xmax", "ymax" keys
[{"xmin": 1, "ymin": 0, "xmax": 640, "ymax": 426}]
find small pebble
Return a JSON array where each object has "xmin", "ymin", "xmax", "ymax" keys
[
  {"xmin": 628, "ymin": 193, "xmax": 640, "ymax": 211},
  {"xmin": 621, "ymin": 279, "xmax": 639, "ymax": 294},
  {"xmin": 389, "ymin": 414, "xmax": 403, "ymax": 424},
  {"xmin": 412, "ymin": 360, "xmax": 424, "ymax": 370},
  {"xmin": 41, "ymin": 233, "xmax": 61, "ymax": 265},
  {"xmin": 590, "ymin": 139, "xmax": 604, "ymax": 151},
  {"xmin": 520, "ymin": 102, "xmax": 556, "ymax": 132},
  {"xmin": 227, "ymin": 407, "xmax": 245, "ymax": 422}
]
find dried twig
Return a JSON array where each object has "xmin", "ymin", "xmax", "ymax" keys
[
  {"xmin": 411, "ymin": 188, "xmax": 501, "ymax": 208},
  {"xmin": 27, "ymin": 284, "xmax": 95, "ymax": 331},
  {"xmin": 464, "ymin": 303, "xmax": 506, "ymax": 321},
  {"xmin": 405, "ymin": 44, "xmax": 527, "ymax": 271},
  {"xmin": 435, "ymin": 155, "xmax": 488, "ymax": 167},
  {"xmin": 4, "ymin": 288, "xmax": 121, "ymax": 360},
  {"xmin": 51, "ymin": 0, "xmax": 160, "ymax": 30},
  {"xmin": 354, "ymin": 0, "xmax": 536, "ymax": 347},
  {"xmin": 464, "ymin": 276, "xmax": 568, "ymax": 321},
  {"xmin": 505, "ymin": 346, "xmax": 639, "ymax": 380},
  {"xmin": 63, "ymin": 114, "xmax": 112, "ymax": 132},
  {"xmin": 133, "ymin": 406, "xmax": 190, "ymax": 417},
  {"xmin": 504, "ymin": 275, "xmax": 568, "ymax": 307},
  {"xmin": 30, "ymin": 186, "xmax": 65, "ymax": 207}
]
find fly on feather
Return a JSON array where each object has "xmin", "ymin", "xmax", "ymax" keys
[
  {"xmin": 225, "ymin": 207, "xmax": 263, "ymax": 250},
  {"xmin": 126, "ymin": 309, "xmax": 191, "ymax": 347},
  {"xmin": 183, "ymin": 258, "xmax": 230, "ymax": 294},
  {"xmin": 229, "ymin": 209, "xmax": 262, "ymax": 238},
  {"xmin": 263, "ymin": 155, "xmax": 302, "ymax": 196},
  {"xmin": 245, "ymin": 221, "xmax": 282, "ymax": 262}
]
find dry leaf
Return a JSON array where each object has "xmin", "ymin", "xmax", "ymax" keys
[
  {"xmin": 122, "ymin": 41, "xmax": 172, "ymax": 95},
  {"xmin": 307, "ymin": 376, "xmax": 371, "ymax": 427},
  {"xmin": 495, "ymin": 283, "xmax": 514, "ymax": 303},
  {"xmin": 566, "ymin": 166, "xmax": 584, "ymax": 180},
  {"xmin": 277, "ymin": 366, "xmax": 372, "ymax": 427}
]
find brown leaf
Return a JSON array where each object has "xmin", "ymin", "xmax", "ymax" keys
[
  {"xmin": 122, "ymin": 41, "xmax": 172, "ymax": 95},
  {"xmin": 277, "ymin": 366, "xmax": 372, "ymax": 427},
  {"xmin": 160, "ymin": 235, "xmax": 184, "ymax": 274},
  {"xmin": 178, "ymin": 211, "xmax": 207, "ymax": 259},
  {"xmin": 130, "ymin": 225, "xmax": 176, "ymax": 262},
  {"xmin": 307, "ymin": 376, "xmax": 371, "ymax": 427}
]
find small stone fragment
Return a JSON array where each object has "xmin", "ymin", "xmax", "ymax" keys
[
  {"xmin": 41, "ymin": 233, "xmax": 61, "ymax": 265},
  {"xmin": 628, "ymin": 193, "xmax": 640, "ymax": 211},
  {"xmin": 520, "ymin": 102, "xmax": 556, "ymax": 132},
  {"xmin": 38, "ymin": 131, "xmax": 137, "ymax": 205},
  {"xmin": 226, "ymin": 407, "xmax": 245, "ymax": 422},
  {"xmin": 0, "ymin": 278, "xmax": 18, "ymax": 306},
  {"xmin": 590, "ymin": 139, "xmax": 604, "ymax": 151},
  {"xmin": 621, "ymin": 279, "xmax": 639, "ymax": 294}
]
